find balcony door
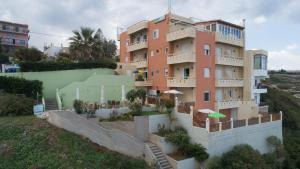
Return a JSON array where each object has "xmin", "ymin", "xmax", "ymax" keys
[
  {"xmin": 183, "ymin": 68, "xmax": 190, "ymax": 79},
  {"xmin": 216, "ymin": 89, "xmax": 223, "ymax": 101}
]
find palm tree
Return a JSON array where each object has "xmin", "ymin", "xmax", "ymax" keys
[{"xmin": 69, "ymin": 27, "xmax": 103, "ymax": 61}]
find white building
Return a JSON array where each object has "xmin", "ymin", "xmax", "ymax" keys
[{"xmin": 44, "ymin": 44, "xmax": 69, "ymax": 58}]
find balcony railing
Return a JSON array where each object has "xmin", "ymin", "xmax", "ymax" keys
[
  {"xmin": 130, "ymin": 60, "xmax": 147, "ymax": 68},
  {"xmin": 167, "ymin": 77, "xmax": 196, "ymax": 87},
  {"xmin": 167, "ymin": 27, "xmax": 196, "ymax": 42},
  {"xmin": 0, "ymin": 27, "xmax": 28, "ymax": 34},
  {"xmin": 215, "ymin": 79, "xmax": 244, "ymax": 87},
  {"xmin": 127, "ymin": 40, "xmax": 148, "ymax": 52},
  {"xmin": 167, "ymin": 51, "xmax": 196, "ymax": 64},
  {"xmin": 215, "ymin": 55, "xmax": 244, "ymax": 67},
  {"xmin": 134, "ymin": 80, "xmax": 153, "ymax": 87},
  {"xmin": 215, "ymin": 100, "xmax": 255, "ymax": 109},
  {"xmin": 215, "ymin": 32, "xmax": 244, "ymax": 47},
  {"xmin": 0, "ymin": 38, "xmax": 27, "ymax": 46},
  {"xmin": 127, "ymin": 20, "xmax": 148, "ymax": 35}
]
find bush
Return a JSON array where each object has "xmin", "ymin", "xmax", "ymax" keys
[
  {"xmin": 0, "ymin": 76, "xmax": 43, "ymax": 98},
  {"xmin": 126, "ymin": 89, "xmax": 137, "ymax": 102},
  {"xmin": 73, "ymin": 99, "xmax": 84, "ymax": 114},
  {"xmin": 19, "ymin": 60, "xmax": 117, "ymax": 72},
  {"xmin": 128, "ymin": 99, "xmax": 143, "ymax": 116},
  {"xmin": 186, "ymin": 143, "xmax": 209, "ymax": 162},
  {"xmin": 0, "ymin": 93, "xmax": 35, "ymax": 116},
  {"xmin": 126, "ymin": 89, "xmax": 146, "ymax": 104}
]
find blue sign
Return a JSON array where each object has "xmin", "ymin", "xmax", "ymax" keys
[{"xmin": 34, "ymin": 104, "xmax": 44, "ymax": 115}]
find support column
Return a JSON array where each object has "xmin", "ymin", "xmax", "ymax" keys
[
  {"xmin": 280, "ymin": 111, "xmax": 283, "ymax": 120},
  {"xmin": 246, "ymin": 118, "xmax": 249, "ymax": 126},
  {"xmin": 76, "ymin": 87, "xmax": 80, "ymax": 100},
  {"xmin": 230, "ymin": 118, "xmax": 233, "ymax": 129},
  {"xmin": 270, "ymin": 114, "xmax": 273, "ymax": 122},
  {"xmin": 206, "ymin": 118, "xmax": 210, "ymax": 132},
  {"xmin": 258, "ymin": 114, "xmax": 262, "ymax": 124},
  {"xmin": 175, "ymin": 96, "xmax": 178, "ymax": 113},
  {"xmin": 218, "ymin": 122, "xmax": 222, "ymax": 132}
]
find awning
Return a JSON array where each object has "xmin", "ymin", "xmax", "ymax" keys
[{"xmin": 198, "ymin": 109, "xmax": 215, "ymax": 114}]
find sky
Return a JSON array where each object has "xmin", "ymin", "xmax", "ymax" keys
[{"xmin": 0, "ymin": 0, "xmax": 300, "ymax": 70}]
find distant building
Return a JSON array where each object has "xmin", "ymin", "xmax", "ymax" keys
[
  {"xmin": 0, "ymin": 20, "xmax": 29, "ymax": 54},
  {"xmin": 44, "ymin": 44, "xmax": 69, "ymax": 58}
]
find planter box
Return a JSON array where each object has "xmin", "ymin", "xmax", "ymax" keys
[
  {"xmin": 166, "ymin": 155, "xmax": 200, "ymax": 169},
  {"xmin": 149, "ymin": 134, "xmax": 177, "ymax": 154}
]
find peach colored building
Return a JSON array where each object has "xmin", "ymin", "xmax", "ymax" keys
[
  {"xmin": 0, "ymin": 20, "xmax": 29, "ymax": 54},
  {"xmin": 118, "ymin": 13, "xmax": 264, "ymax": 123}
]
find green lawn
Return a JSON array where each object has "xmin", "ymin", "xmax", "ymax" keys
[
  {"xmin": 0, "ymin": 116, "xmax": 151, "ymax": 169},
  {"xmin": 140, "ymin": 111, "xmax": 166, "ymax": 116}
]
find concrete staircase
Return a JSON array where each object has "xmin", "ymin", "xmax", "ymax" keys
[
  {"xmin": 45, "ymin": 99, "xmax": 58, "ymax": 111},
  {"xmin": 148, "ymin": 143, "xmax": 173, "ymax": 169}
]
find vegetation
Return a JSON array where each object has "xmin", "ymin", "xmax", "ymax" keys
[
  {"xmin": 99, "ymin": 112, "xmax": 134, "ymax": 122},
  {"xmin": 73, "ymin": 99, "xmax": 84, "ymax": 114},
  {"xmin": 13, "ymin": 47, "xmax": 44, "ymax": 62},
  {"xmin": 126, "ymin": 89, "xmax": 147, "ymax": 103},
  {"xmin": 69, "ymin": 27, "xmax": 117, "ymax": 61},
  {"xmin": 128, "ymin": 99, "xmax": 143, "ymax": 116},
  {"xmin": 0, "ymin": 116, "xmax": 150, "ymax": 169},
  {"xmin": 19, "ymin": 59, "xmax": 117, "ymax": 72},
  {"xmin": 162, "ymin": 128, "xmax": 209, "ymax": 162},
  {"xmin": 0, "ymin": 76, "xmax": 43, "ymax": 98},
  {"xmin": 0, "ymin": 45, "xmax": 9, "ymax": 64},
  {"xmin": 0, "ymin": 93, "xmax": 35, "ymax": 116}
]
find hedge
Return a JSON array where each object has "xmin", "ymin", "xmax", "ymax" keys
[
  {"xmin": 0, "ymin": 76, "xmax": 43, "ymax": 98},
  {"xmin": 19, "ymin": 60, "xmax": 117, "ymax": 72},
  {"xmin": 0, "ymin": 93, "xmax": 35, "ymax": 116}
]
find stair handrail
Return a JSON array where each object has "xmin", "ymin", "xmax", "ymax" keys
[
  {"xmin": 145, "ymin": 144, "xmax": 161, "ymax": 169},
  {"xmin": 56, "ymin": 88, "xmax": 62, "ymax": 110},
  {"xmin": 42, "ymin": 97, "xmax": 46, "ymax": 111}
]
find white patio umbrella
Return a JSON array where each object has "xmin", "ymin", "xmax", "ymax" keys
[
  {"xmin": 164, "ymin": 90, "xmax": 183, "ymax": 95},
  {"xmin": 198, "ymin": 109, "xmax": 215, "ymax": 114}
]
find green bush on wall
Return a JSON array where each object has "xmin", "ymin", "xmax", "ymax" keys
[
  {"xmin": 0, "ymin": 76, "xmax": 43, "ymax": 98},
  {"xmin": 19, "ymin": 60, "xmax": 117, "ymax": 72}
]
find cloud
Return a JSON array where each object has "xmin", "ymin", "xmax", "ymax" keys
[
  {"xmin": 286, "ymin": 44, "xmax": 298, "ymax": 50},
  {"xmin": 269, "ymin": 50, "xmax": 300, "ymax": 70},
  {"xmin": 253, "ymin": 15, "xmax": 267, "ymax": 24}
]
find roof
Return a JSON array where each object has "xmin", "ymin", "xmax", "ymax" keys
[
  {"xmin": 0, "ymin": 20, "xmax": 28, "ymax": 27},
  {"xmin": 196, "ymin": 19, "xmax": 244, "ymax": 29}
]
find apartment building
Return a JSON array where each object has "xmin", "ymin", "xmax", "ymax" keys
[
  {"xmin": 0, "ymin": 20, "xmax": 29, "ymax": 54},
  {"xmin": 119, "ymin": 13, "xmax": 263, "ymax": 122}
]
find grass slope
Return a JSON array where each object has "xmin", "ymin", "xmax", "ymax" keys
[{"xmin": 0, "ymin": 116, "xmax": 150, "ymax": 169}]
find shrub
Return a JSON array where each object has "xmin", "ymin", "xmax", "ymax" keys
[
  {"xmin": 186, "ymin": 144, "xmax": 209, "ymax": 162},
  {"xmin": 73, "ymin": 99, "xmax": 84, "ymax": 114},
  {"xmin": 136, "ymin": 88, "xmax": 146, "ymax": 103},
  {"xmin": 0, "ymin": 93, "xmax": 35, "ymax": 116},
  {"xmin": 126, "ymin": 89, "xmax": 146, "ymax": 104},
  {"xmin": 0, "ymin": 76, "xmax": 43, "ymax": 98},
  {"xmin": 19, "ymin": 60, "xmax": 117, "ymax": 72},
  {"xmin": 126, "ymin": 89, "xmax": 137, "ymax": 102},
  {"xmin": 157, "ymin": 124, "xmax": 171, "ymax": 137},
  {"xmin": 128, "ymin": 99, "xmax": 143, "ymax": 116}
]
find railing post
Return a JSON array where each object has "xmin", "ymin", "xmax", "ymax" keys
[
  {"xmin": 189, "ymin": 106, "xmax": 193, "ymax": 116},
  {"xmin": 206, "ymin": 118, "xmax": 210, "ymax": 132},
  {"xmin": 258, "ymin": 114, "xmax": 262, "ymax": 124},
  {"xmin": 270, "ymin": 114, "xmax": 273, "ymax": 122},
  {"xmin": 280, "ymin": 111, "xmax": 283, "ymax": 120},
  {"xmin": 230, "ymin": 118, "xmax": 233, "ymax": 129},
  {"xmin": 175, "ymin": 96, "xmax": 178, "ymax": 113},
  {"xmin": 219, "ymin": 122, "xmax": 222, "ymax": 132},
  {"xmin": 246, "ymin": 118, "xmax": 248, "ymax": 126}
]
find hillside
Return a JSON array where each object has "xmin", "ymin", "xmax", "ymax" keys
[
  {"xmin": 263, "ymin": 73, "xmax": 300, "ymax": 168},
  {"xmin": 0, "ymin": 116, "xmax": 150, "ymax": 169}
]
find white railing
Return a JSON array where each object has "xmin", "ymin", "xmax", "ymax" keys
[
  {"xmin": 167, "ymin": 27, "xmax": 196, "ymax": 42},
  {"xmin": 216, "ymin": 79, "xmax": 244, "ymax": 87},
  {"xmin": 130, "ymin": 60, "xmax": 147, "ymax": 68},
  {"xmin": 215, "ymin": 55, "xmax": 244, "ymax": 66},
  {"xmin": 215, "ymin": 32, "xmax": 244, "ymax": 47},
  {"xmin": 127, "ymin": 20, "xmax": 148, "ymax": 35},
  {"xmin": 135, "ymin": 80, "xmax": 153, "ymax": 87},
  {"xmin": 56, "ymin": 88, "xmax": 62, "ymax": 110},
  {"xmin": 167, "ymin": 77, "xmax": 196, "ymax": 87},
  {"xmin": 127, "ymin": 40, "xmax": 148, "ymax": 52},
  {"xmin": 167, "ymin": 51, "xmax": 196, "ymax": 64}
]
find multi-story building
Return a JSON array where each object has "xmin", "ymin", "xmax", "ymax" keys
[
  {"xmin": 247, "ymin": 49, "xmax": 269, "ymax": 113},
  {"xmin": 119, "ymin": 13, "xmax": 257, "ymax": 120},
  {"xmin": 0, "ymin": 20, "xmax": 29, "ymax": 54}
]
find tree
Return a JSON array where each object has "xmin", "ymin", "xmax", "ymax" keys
[
  {"xmin": 13, "ymin": 47, "xmax": 43, "ymax": 62},
  {"xmin": 0, "ymin": 42, "xmax": 9, "ymax": 64},
  {"xmin": 69, "ymin": 27, "xmax": 117, "ymax": 61}
]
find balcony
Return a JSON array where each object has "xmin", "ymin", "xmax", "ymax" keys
[
  {"xmin": 215, "ymin": 79, "xmax": 244, "ymax": 87},
  {"xmin": 253, "ymin": 69, "xmax": 268, "ymax": 77},
  {"xmin": 167, "ymin": 77, "xmax": 196, "ymax": 87},
  {"xmin": 127, "ymin": 21, "xmax": 148, "ymax": 35},
  {"xmin": 215, "ymin": 32, "xmax": 244, "ymax": 47},
  {"xmin": 215, "ymin": 100, "xmax": 255, "ymax": 109},
  {"xmin": 130, "ymin": 60, "xmax": 148, "ymax": 68},
  {"xmin": 167, "ymin": 51, "xmax": 196, "ymax": 64},
  {"xmin": 127, "ymin": 40, "xmax": 148, "ymax": 52},
  {"xmin": 134, "ymin": 80, "xmax": 153, "ymax": 87},
  {"xmin": 215, "ymin": 56, "xmax": 244, "ymax": 67},
  {"xmin": 167, "ymin": 27, "xmax": 196, "ymax": 42}
]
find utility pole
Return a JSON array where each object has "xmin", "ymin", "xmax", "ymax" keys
[{"xmin": 168, "ymin": 0, "xmax": 172, "ymax": 14}]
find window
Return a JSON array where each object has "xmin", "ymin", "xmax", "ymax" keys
[
  {"xmin": 216, "ymin": 48, "xmax": 222, "ymax": 57},
  {"xmin": 144, "ymin": 53, "xmax": 147, "ymax": 59},
  {"xmin": 150, "ymin": 50, "xmax": 154, "ymax": 57},
  {"xmin": 143, "ymin": 34, "xmax": 147, "ymax": 41},
  {"xmin": 204, "ymin": 91, "xmax": 210, "ymax": 102},
  {"xmin": 164, "ymin": 68, "xmax": 169, "ymax": 77},
  {"xmin": 15, "ymin": 27, "xmax": 19, "ymax": 32},
  {"xmin": 164, "ymin": 47, "xmax": 169, "ymax": 55},
  {"xmin": 153, "ymin": 29, "xmax": 159, "ymax": 39},
  {"xmin": 183, "ymin": 68, "xmax": 190, "ymax": 79},
  {"xmin": 211, "ymin": 24, "xmax": 216, "ymax": 32},
  {"xmin": 151, "ymin": 71, "xmax": 154, "ymax": 76},
  {"xmin": 254, "ymin": 54, "xmax": 267, "ymax": 70},
  {"xmin": 126, "ymin": 39, "xmax": 130, "ymax": 46},
  {"xmin": 156, "ymin": 49, "xmax": 160, "ymax": 53},
  {"xmin": 204, "ymin": 68, "xmax": 210, "ymax": 78},
  {"xmin": 204, "ymin": 44, "xmax": 210, "ymax": 55}
]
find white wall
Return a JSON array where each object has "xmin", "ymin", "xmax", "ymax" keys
[{"xmin": 148, "ymin": 114, "xmax": 170, "ymax": 133}]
